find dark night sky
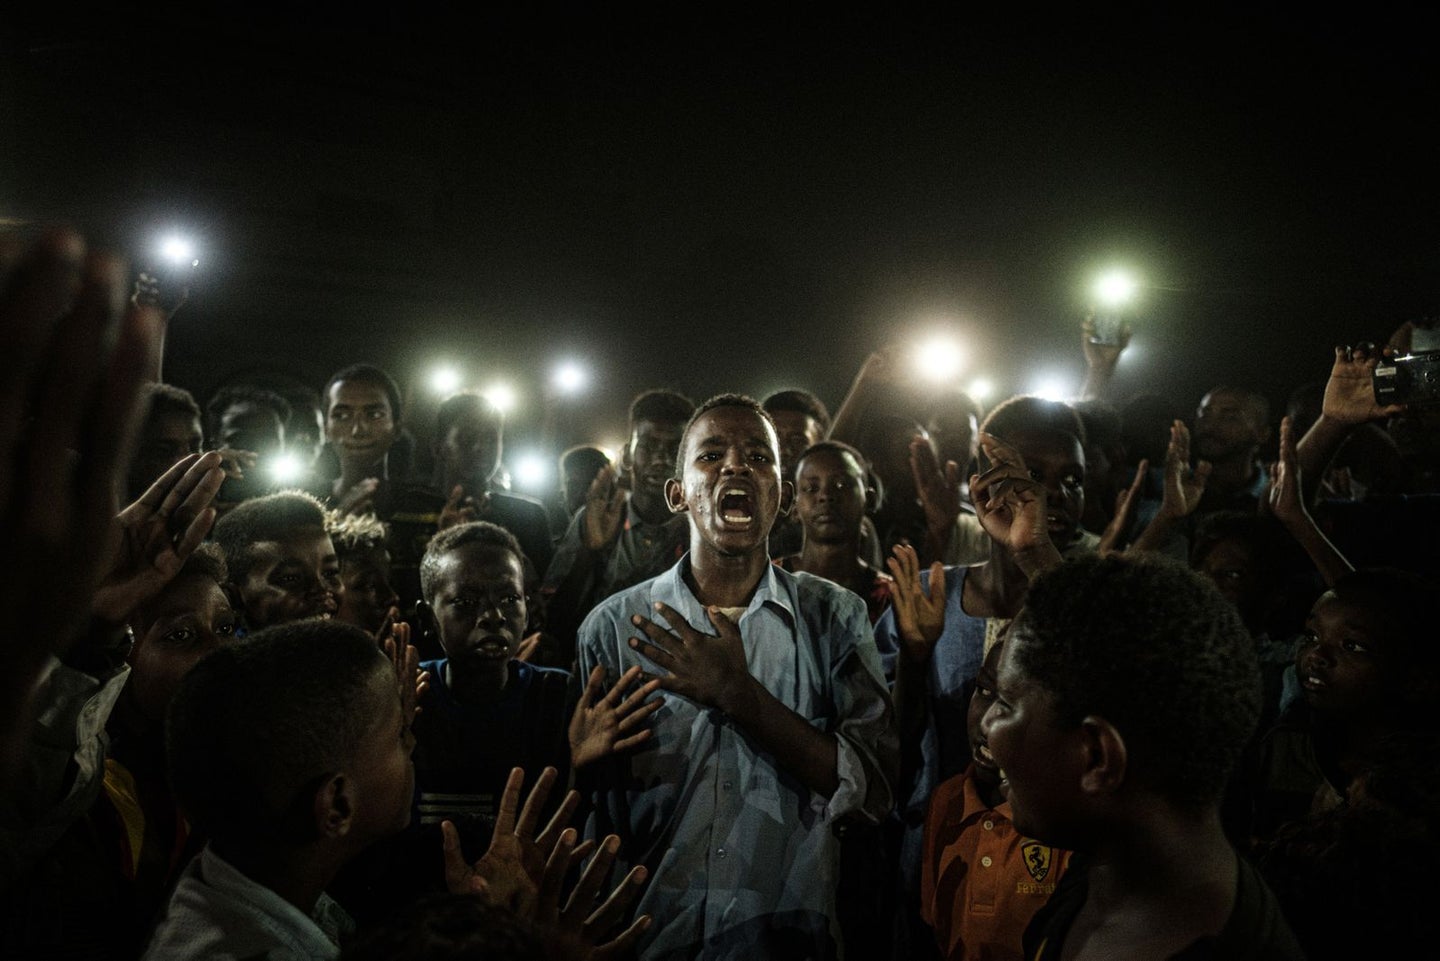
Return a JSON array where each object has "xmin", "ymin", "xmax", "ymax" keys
[{"xmin": 4, "ymin": 7, "xmax": 1438, "ymax": 467}]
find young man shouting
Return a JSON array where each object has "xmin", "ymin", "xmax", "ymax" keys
[{"xmin": 577, "ymin": 394, "xmax": 896, "ymax": 961}]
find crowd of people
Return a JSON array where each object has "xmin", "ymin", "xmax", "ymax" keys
[{"xmin": 2, "ymin": 228, "xmax": 1437, "ymax": 960}]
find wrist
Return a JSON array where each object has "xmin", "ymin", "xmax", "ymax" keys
[{"xmin": 717, "ymin": 671, "xmax": 761, "ymax": 718}]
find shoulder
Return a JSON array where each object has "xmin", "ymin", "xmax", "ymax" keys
[
  {"xmin": 489, "ymin": 490, "xmax": 550, "ymax": 520},
  {"xmin": 577, "ymin": 573, "xmax": 665, "ymax": 639}
]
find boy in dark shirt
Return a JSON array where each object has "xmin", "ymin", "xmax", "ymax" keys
[{"xmin": 982, "ymin": 554, "xmax": 1303, "ymax": 960}]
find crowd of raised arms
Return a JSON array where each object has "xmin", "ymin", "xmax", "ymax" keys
[{"xmin": 4, "ymin": 229, "xmax": 1438, "ymax": 961}]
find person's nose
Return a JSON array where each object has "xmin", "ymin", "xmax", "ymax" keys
[
  {"xmin": 477, "ymin": 601, "xmax": 506, "ymax": 631},
  {"xmin": 721, "ymin": 447, "xmax": 749, "ymax": 475}
]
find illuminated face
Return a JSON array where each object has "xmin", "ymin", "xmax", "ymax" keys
[
  {"xmin": 429, "ymin": 544, "xmax": 527, "ymax": 687},
  {"xmin": 980, "ymin": 630, "xmax": 1085, "ymax": 846},
  {"xmin": 1008, "ymin": 429, "xmax": 1086, "ymax": 548},
  {"xmin": 1297, "ymin": 592, "xmax": 1392, "ymax": 722},
  {"xmin": 326, "ymin": 380, "xmax": 397, "ymax": 474},
  {"xmin": 288, "ymin": 403, "xmax": 326, "ymax": 468},
  {"xmin": 768, "ymin": 409, "xmax": 825, "ymax": 481},
  {"xmin": 667, "ymin": 405, "xmax": 790, "ymax": 559},
  {"xmin": 127, "ymin": 575, "xmax": 238, "ymax": 723},
  {"xmin": 336, "ymin": 549, "xmax": 399, "ymax": 635},
  {"xmin": 236, "ymin": 527, "xmax": 342, "ymax": 630},
  {"xmin": 793, "ymin": 448, "xmax": 867, "ymax": 546}
]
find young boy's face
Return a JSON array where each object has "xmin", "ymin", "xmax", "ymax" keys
[
  {"xmin": 981, "ymin": 630, "xmax": 1085, "ymax": 846},
  {"xmin": 429, "ymin": 543, "xmax": 527, "ymax": 681},
  {"xmin": 627, "ymin": 418, "xmax": 685, "ymax": 509},
  {"xmin": 1007, "ymin": 428, "xmax": 1086, "ymax": 548},
  {"xmin": 1297, "ymin": 591, "xmax": 1390, "ymax": 721},
  {"xmin": 337, "ymin": 548, "xmax": 399, "ymax": 635},
  {"xmin": 435, "ymin": 406, "xmax": 502, "ymax": 491},
  {"xmin": 326, "ymin": 379, "xmax": 397, "ymax": 474},
  {"xmin": 236, "ymin": 526, "xmax": 343, "ymax": 630},
  {"xmin": 216, "ymin": 401, "xmax": 286, "ymax": 458},
  {"xmin": 347, "ymin": 661, "xmax": 417, "ymax": 844},
  {"xmin": 794, "ymin": 448, "xmax": 867, "ymax": 546},
  {"xmin": 128, "ymin": 574, "xmax": 239, "ymax": 723},
  {"xmin": 1194, "ymin": 537, "xmax": 1264, "ymax": 630},
  {"xmin": 768, "ymin": 409, "xmax": 825, "ymax": 481},
  {"xmin": 966, "ymin": 641, "xmax": 1005, "ymax": 789},
  {"xmin": 130, "ymin": 410, "xmax": 204, "ymax": 498},
  {"xmin": 667, "ymin": 406, "xmax": 791, "ymax": 559}
]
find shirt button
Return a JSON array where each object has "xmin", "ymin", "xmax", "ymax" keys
[
  {"xmin": 983, "ymin": 819, "xmax": 994, "ymax": 830},
  {"xmin": 981, "ymin": 856, "xmax": 993, "ymax": 868},
  {"xmin": 723, "ymin": 780, "xmax": 733, "ymax": 790},
  {"xmin": 717, "ymin": 848, "xmax": 727, "ymax": 859}
]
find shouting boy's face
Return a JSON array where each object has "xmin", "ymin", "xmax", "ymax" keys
[
  {"xmin": 236, "ymin": 526, "xmax": 342, "ymax": 630},
  {"xmin": 667, "ymin": 405, "xmax": 792, "ymax": 559},
  {"xmin": 429, "ymin": 543, "xmax": 527, "ymax": 687}
]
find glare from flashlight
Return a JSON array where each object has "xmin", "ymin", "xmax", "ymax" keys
[
  {"xmin": 966, "ymin": 378, "xmax": 995, "ymax": 402},
  {"xmin": 1029, "ymin": 374, "xmax": 1074, "ymax": 403},
  {"xmin": 553, "ymin": 361, "xmax": 587, "ymax": 395},
  {"xmin": 269, "ymin": 453, "xmax": 306, "ymax": 485},
  {"xmin": 514, "ymin": 453, "xmax": 549, "ymax": 490},
  {"xmin": 159, "ymin": 235, "xmax": 199, "ymax": 267},
  {"xmin": 430, "ymin": 366, "xmax": 462, "ymax": 395},
  {"xmin": 914, "ymin": 337, "xmax": 965, "ymax": 383},
  {"xmin": 484, "ymin": 383, "xmax": 517, "ymax": 414},
  {"xmin": 1094, "ymin": 270, "xmax": 1137, "ymax": 307}
]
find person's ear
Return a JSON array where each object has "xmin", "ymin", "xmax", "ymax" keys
[
  {"xmin": 664, "ymin": 477, "xmax": 687, "ymax": 514},
  {"xmin": 314, "ymin": 772, "xmax": 354, "ymax": 839},
  {"xmin": 779, "ymin": 479, "xmax": 795, "ymax": 517},
  {"xmin": 619, "ymin": 440, "xmax": 634, "ymax": 473},
  {"xmin": 1077, "ymin": 715, "xmax": 1127, "ymax": 797},
  {"xmin": 863, "ymin": 481, "xmax": 878, "ymax": 514}
]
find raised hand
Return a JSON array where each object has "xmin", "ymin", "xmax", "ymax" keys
[
  {"xmin": 1321, "ymin": 343, "xmax": 1406, "ymax": 426},
  {"xmin": 379, "ymin": 611, "xmax": 428, "ymax": 723},
  {"xmin": 1265, "ymin": 416, "xmax": 1308, "ymax": 531},
  {"xmin": 628, "ymin": 603, "xmax": 753, "ymax": 714},
  {"xmin": 885, "ymin": 543, "xmax": 947, "ymax": 665},
  {"xmin": 441, "ymin": 766, "xmax": 590, "ymax": 910},
  {"xmin": 91, "ymin": 451, "xmax": 226, "ymax": 624},
  {"xmin": 910, "ymin": 437, "xmax": 962, "ymax": 541},
  {"xmin": 569, "ymin": 664, "xmax": 663, "ymax": 769},
  {"xmin": 1081, "ymin": 313, "xmax": 1132, "ymax": 369},
  {"xmin": 0, "ymin": 230, "xmax": 161, "ymax": 769},
  {"xmin": 583, "ymin": 464, "xmax": 626, "ymax": 551},
  {"xmin": 515, "ymin": 632, "xmax": 543, "ymax": 663},
  {"xmin": 439, "ymin": 484, "xmax": 489, "ymax": 531},
  {"xmin": 536, "ymin": 831, "xmax": 652, "ymax": 960},
  {"xmin": 1096, "ymin": 458, "xmax": 1148, "ymax": 555},
  {"xmin": 969, "ymin": 432, "xmax": 1060, "ymax": 574},
  {"xmin": 1157, "ymin": 421, "xmax": 1210, "ymax": 521}
]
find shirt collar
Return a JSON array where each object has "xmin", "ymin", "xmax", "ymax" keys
[{"xmin": 651, "ymin": 552, "xmax": 798, "ymax": 629}]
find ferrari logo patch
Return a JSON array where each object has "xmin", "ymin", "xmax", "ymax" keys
[{"xmin": 1021, "ymin": 840, "xmax": 1052, "ymax": 882}]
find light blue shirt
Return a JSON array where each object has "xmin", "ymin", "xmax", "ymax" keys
[{"xmin": 578, "ymin": 556, "xmax": 897, "ymax": 961}]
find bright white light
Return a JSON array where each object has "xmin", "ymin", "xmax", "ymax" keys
[
  {"xmin": 269, "ymin": 453, "xmax": 305, "ymax": 485},
  {"xmin": 513, "ymin": 453, "xmax": 549, "ymax": 490},
  {"xmin": 1029, "ymin": 374, "xmax": 1074, "ymax": 403},
  {"xmin": 914, "ymin": 337, "xmax": 965, "ymax": 383},
  {"xmin": 966, "ymin": 378, "xmax": 995, "ymax": 402},
  {"xmin": 159, "ymin": 235, "xmax": 197, "ymax": 267},
  {"xmin": 1094, "ymin": 269, "xmax": 1137, "ymax": 307},
  {"xmin": 484, "ymin": 383, "xmax": 517, "ymax": 414},
  {"xmin": 599, "ymin": 438, "xmax": 626, "ymax": 464},
  {"xmin": 552, "ymin": 361, "xmax": 587, "ymax": 395},
  {"xmin": 429, "ymin": 366, "xmax": 462, "ymax": 395}
]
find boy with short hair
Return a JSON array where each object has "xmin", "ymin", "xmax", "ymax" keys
[
  {"xmin": 328, "ymin": 511, "xmax": 400, "ymax": 636},
  {"xmin": 919, "ymin": 638, "xmax": 1071, "ymax": 961},
  {"xmin": 213, "ymin": 490, "xmax": 343, "ymax": 630},
  {"xmin": 414, "ymin": 522, "xmax": 570, "ymax": 835},
  {"xmin": 578, "ymin": 393, "xmax": 896, "ymax": 959},
  {"xmin": 543, "ymin": 389, "xmax": 695, "ymax": 643},
  {"xmin": 144, "ymin": 621, "xmax": 414, "ymax": 959},
  {"xmin": 983, "ymin": 554, "xmax": 1303, "ymax": 959}
]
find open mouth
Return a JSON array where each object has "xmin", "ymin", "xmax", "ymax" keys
[
  {"xmin": 973, "ymin": 741, "xmax": 999, "ymax": 771},
  {"xmin": 1301, "ymin": 672, "xmax": 1328, "ymax": 692},
  {"xmin": 719, "ymin": 487, "xmax": 755, "ymax": 526},
  {"xmin": 471, "ymin": 636, "xmax": 512, "ymax": 659},
  {"xmin": 1046, "ymin": 512, "xmax": 1072, "ymax": 532}
]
